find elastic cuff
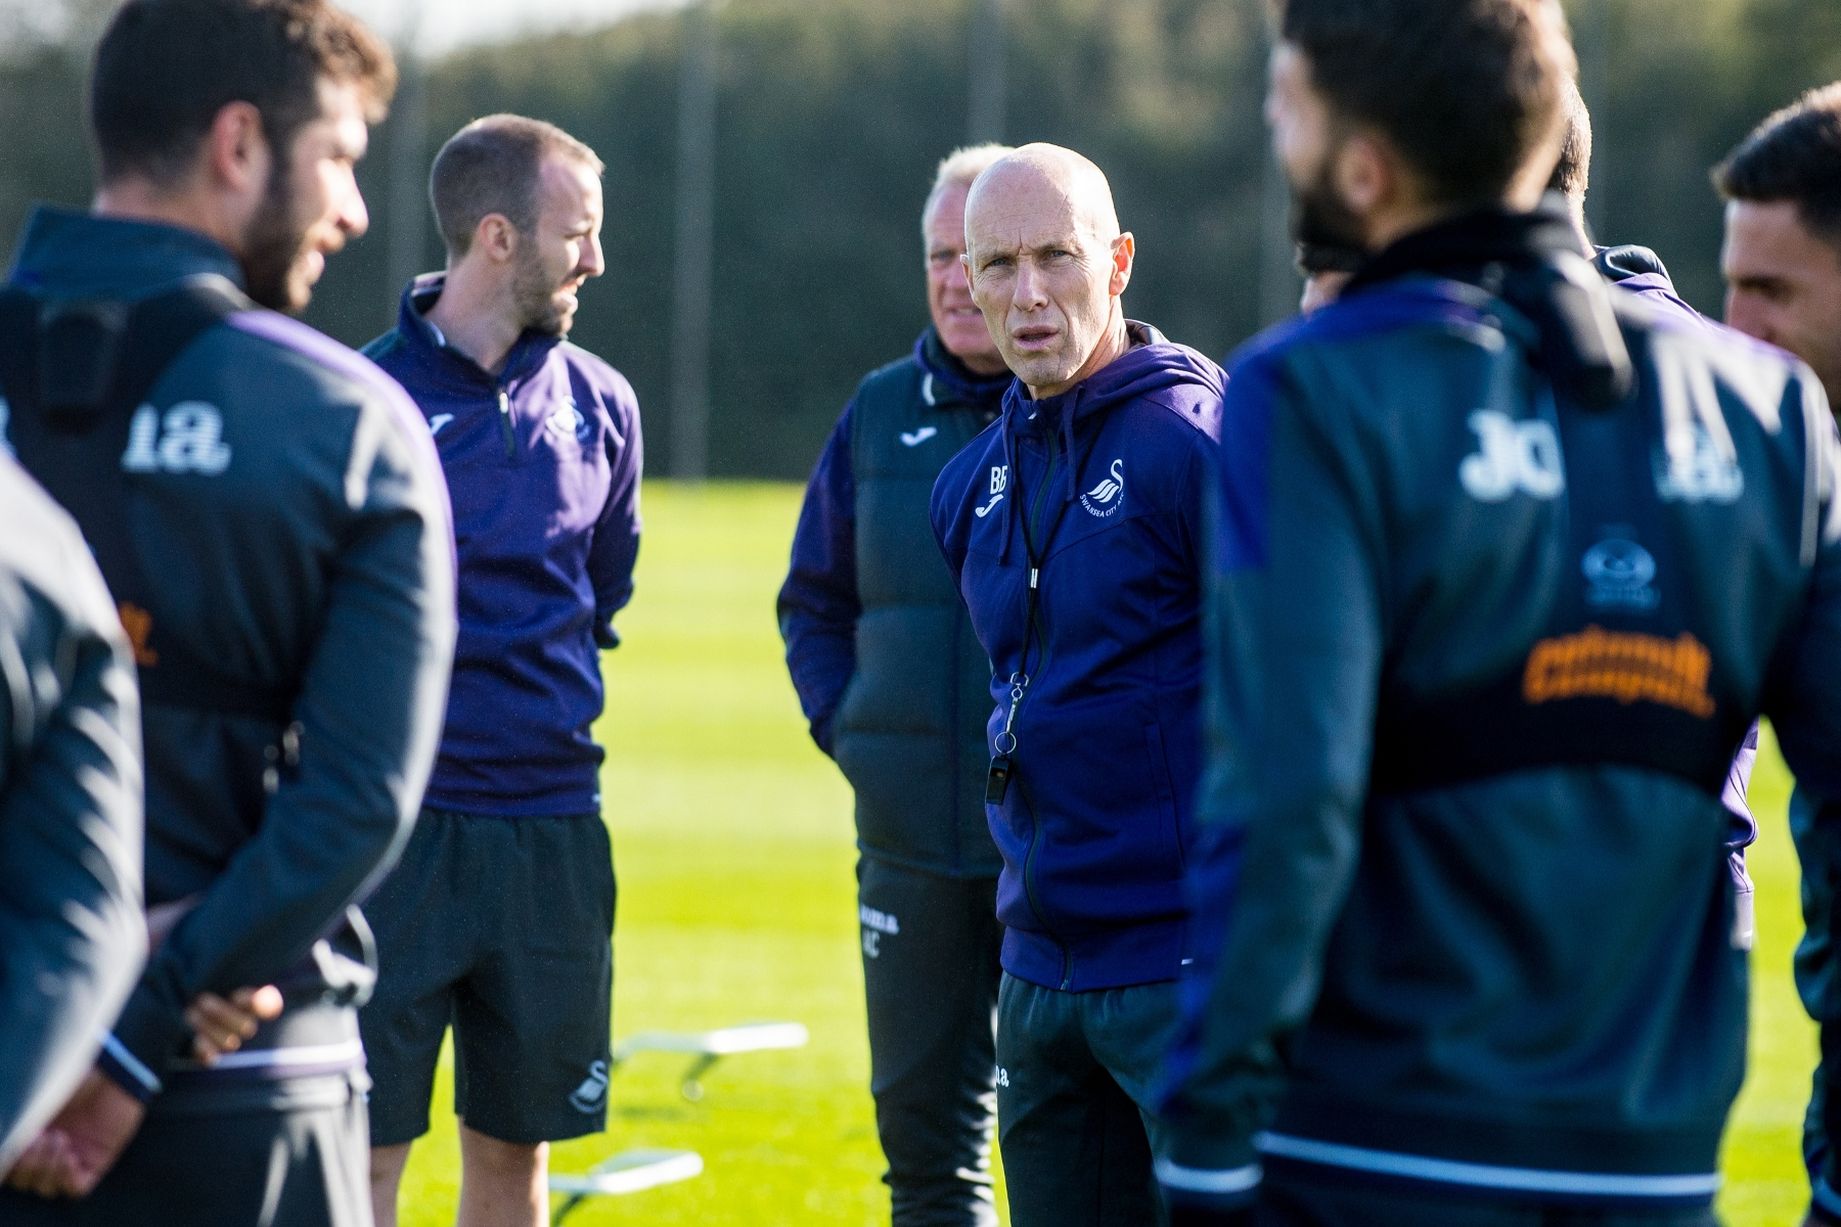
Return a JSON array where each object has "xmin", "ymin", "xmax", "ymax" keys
[
  {"xmin": 107, "ymin": 963, "xmax": 189, "ymax": 1096},
  {"xmin": 1155, "ymin": 1155, "xmax": 1262, "ymax": 1203},
  {"xmin": 97, "ymin": 1033, "xmax": 160, "ymax": 1103}
]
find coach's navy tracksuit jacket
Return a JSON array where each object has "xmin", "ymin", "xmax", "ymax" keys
[{"xmin": 930, "ymin": 324, "xmax": 1225, "ymax": 992}]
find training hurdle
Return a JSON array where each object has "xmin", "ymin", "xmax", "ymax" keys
[
  {"xmin": 609, "ymin": 1020, "xmax": 810, "ymax": 1101},
  {"xmin": 546, "ymin": 1020, "xmax": 809, "ymax": 1222},
  {"xmin": 550, "ymin": 1149, "xmax": 705, "ymax": 1225}
]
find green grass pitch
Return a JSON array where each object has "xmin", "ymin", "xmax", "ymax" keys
[{"xmin": 390, "ymin": 480, "xmax": 1813, "ymax": 1226}]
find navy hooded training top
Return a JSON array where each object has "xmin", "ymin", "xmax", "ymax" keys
[{"xmin": 931, "ymin": 322, "xmax": 1225, "ymax": 991}]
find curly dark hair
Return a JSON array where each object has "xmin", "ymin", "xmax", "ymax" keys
[
  {"xmin": 91, "ymin": 0, "xmax": 396, "ymax": 187},
  {"xmin": 1272, "ymin": 0, "xmax": 1575, "ymax": 209}
]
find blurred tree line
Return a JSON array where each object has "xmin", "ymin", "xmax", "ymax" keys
[{"xmin": 2, "ymin": 0, "xmax": 1838, "ymax": 479}]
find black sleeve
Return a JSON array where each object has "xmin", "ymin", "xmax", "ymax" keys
[
  {"xmin": 1157, "ymin": 350, "xmax": 1383, "ymax": 1209},
  {"xmin": 1765, "ymin": 383, "xmax": 1841, "ymax": 1221},
  {"xmin": 0, "ymin": 475, "xmax": 144, "ymax": 1167}
]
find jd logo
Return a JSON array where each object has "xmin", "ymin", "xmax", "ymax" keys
[
  {"xmin": 121, "ymin": 403, "xmax": 232, "ymax": 475},
  {"xmin": 569, "ymin": 1060, "xmax": 610, "ymax": 1114},
  {"xmin": 975, "ymin": 464, "xmax": 1008, "ymax": 518},
  {"xmin": 1458, "ymin": 410, "xmax": 1564, "ymax": 502}
]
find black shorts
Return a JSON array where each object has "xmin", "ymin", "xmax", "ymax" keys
[{"xmin": 359, "ymin": 807, "xmax": 615, "ymax": 1146}]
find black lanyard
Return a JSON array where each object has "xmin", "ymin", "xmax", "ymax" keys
[{"xmin": 986, "ymin": 417, "xmax": 1091, "ymax": 804}]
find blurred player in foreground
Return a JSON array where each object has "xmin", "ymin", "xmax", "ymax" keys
[
  {"xmin": 1157, "ymin": 1, "xmax": 1841, "ymax": 1223},
  {"xmin": 0, "ymin": 0, "xmax": 455, "ymax": 1221}
]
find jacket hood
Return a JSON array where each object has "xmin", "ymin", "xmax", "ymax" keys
[
  {"xmin": 10, "ymin": 206, "xmax": 246, "ymax": 301},
  {"xmin": 992, "ymin": 320, "xmax": 1224, "ymax": 554},
  {"xmin": 1591, "ymin": 244, "xmax": 1709, "ymax": 328},
  {"xmin": 1007, "ymin": 320, "xmax": 1223, "ymax": 438},
  {"xmin": 914, "ymin": 327, "xmax": 1012, "ymax": 408},
  {"xmin": 1592, "ymin": 243, "xmax": 1672, "ymax": 286},
  {"xmin": 1348, "ymin": 204, "xmax": 1634, "ymax": 410}
]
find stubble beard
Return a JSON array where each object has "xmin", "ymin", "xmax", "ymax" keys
[
  {"xmin": 240, "ymin": 157, "xmax": 316, "ymax": 314},
  {"xmin": 1291, "ymin": 164, "xmax": 1367, "ymax": 257},
  {"xmin": 511, "ymin": 243, "xmax": 572, "ymax": 338}
]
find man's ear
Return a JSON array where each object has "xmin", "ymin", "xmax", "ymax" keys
[
  {"xmin": 1110, "ymin": 231, "xmax": 1135, "ymax": 297},
  {"xmin": 203, "ymin": 101, "xmax": 269, "ymax": 198},
  {"xmin": 1333, "ymin": 132, "xmax": 1391, "ymax": 221},
  {"xmin": 473, "ymin": 213, "xmax": 520, "ymax": 264}
]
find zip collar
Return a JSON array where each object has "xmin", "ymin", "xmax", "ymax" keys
[
  {"xmin": 914, "ymin": 326, "xmax": 1013, "ymax": 411},
  {"xmin": 396, "ymin": 272, "xmax": 563, "ymax": 391},
  {"xmin": 8, "ymin": 206, "xmax": 247, "ymax": 301}
]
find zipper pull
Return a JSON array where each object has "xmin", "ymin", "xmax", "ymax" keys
[
  {"xmin": 496, "ymin": 390, "xmax": 516, "ymax": 459},
  {"xmin": 1029, "ymin": 567, "xmax": 1039, "ymax": 590}
]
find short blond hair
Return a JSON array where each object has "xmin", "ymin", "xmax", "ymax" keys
[{"xmin": 921, "ymin": 143, "xmax": 1014, "ymax": 234}]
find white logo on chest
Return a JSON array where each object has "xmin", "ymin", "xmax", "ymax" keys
[
  {"xmin": 1654, "ymin": 425, "xmax": 1742, "ymax": 504},
  {"xmin": 427, "ymin": 413, "xmax": 455, "ymax": 436},
  {"xmin": 1080, "ymin": 458, "xmax": 1125, "ymax": 517},
  {"xmin": 547, "ymin": 399, "xmax": 588, "ymax": 441},
  {"xmin": 121, "ymin": 403, "xmax": 232, "ymax": 475},
  {"xmin": 900, "ymin": 426, "xmax": 938, "ymax": 447}
]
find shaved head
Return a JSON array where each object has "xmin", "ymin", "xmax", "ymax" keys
[
  {"xmin": 965, "ymin": 143, "xmax": 1122, "ymax": 250},
  {"xmin": 962, "ymin": 143, "xmax": 1135, "ymax": 398}
]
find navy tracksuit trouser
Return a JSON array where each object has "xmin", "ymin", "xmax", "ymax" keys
[
  {"xmin": 859, "ymin": 857, "xmax": 1004, "ymax": 1227},
  {"xmin": 996, "ymin": 971, "xmax": 1182, "ymax": 1227}
]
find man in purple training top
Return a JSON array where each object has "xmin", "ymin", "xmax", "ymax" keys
[{"xmin": 359, "ymin": 114, "xmax": 642, "ymax": 1227}]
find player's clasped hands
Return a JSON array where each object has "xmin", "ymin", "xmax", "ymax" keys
[{"xmin": 3, "ymin": 895, "xmax": 281, "ymax": 1199}]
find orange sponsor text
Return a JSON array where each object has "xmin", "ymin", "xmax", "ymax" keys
[{"xmin": 1522, "ymin": 625, "xmax": 1714, "ymax": 718}]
